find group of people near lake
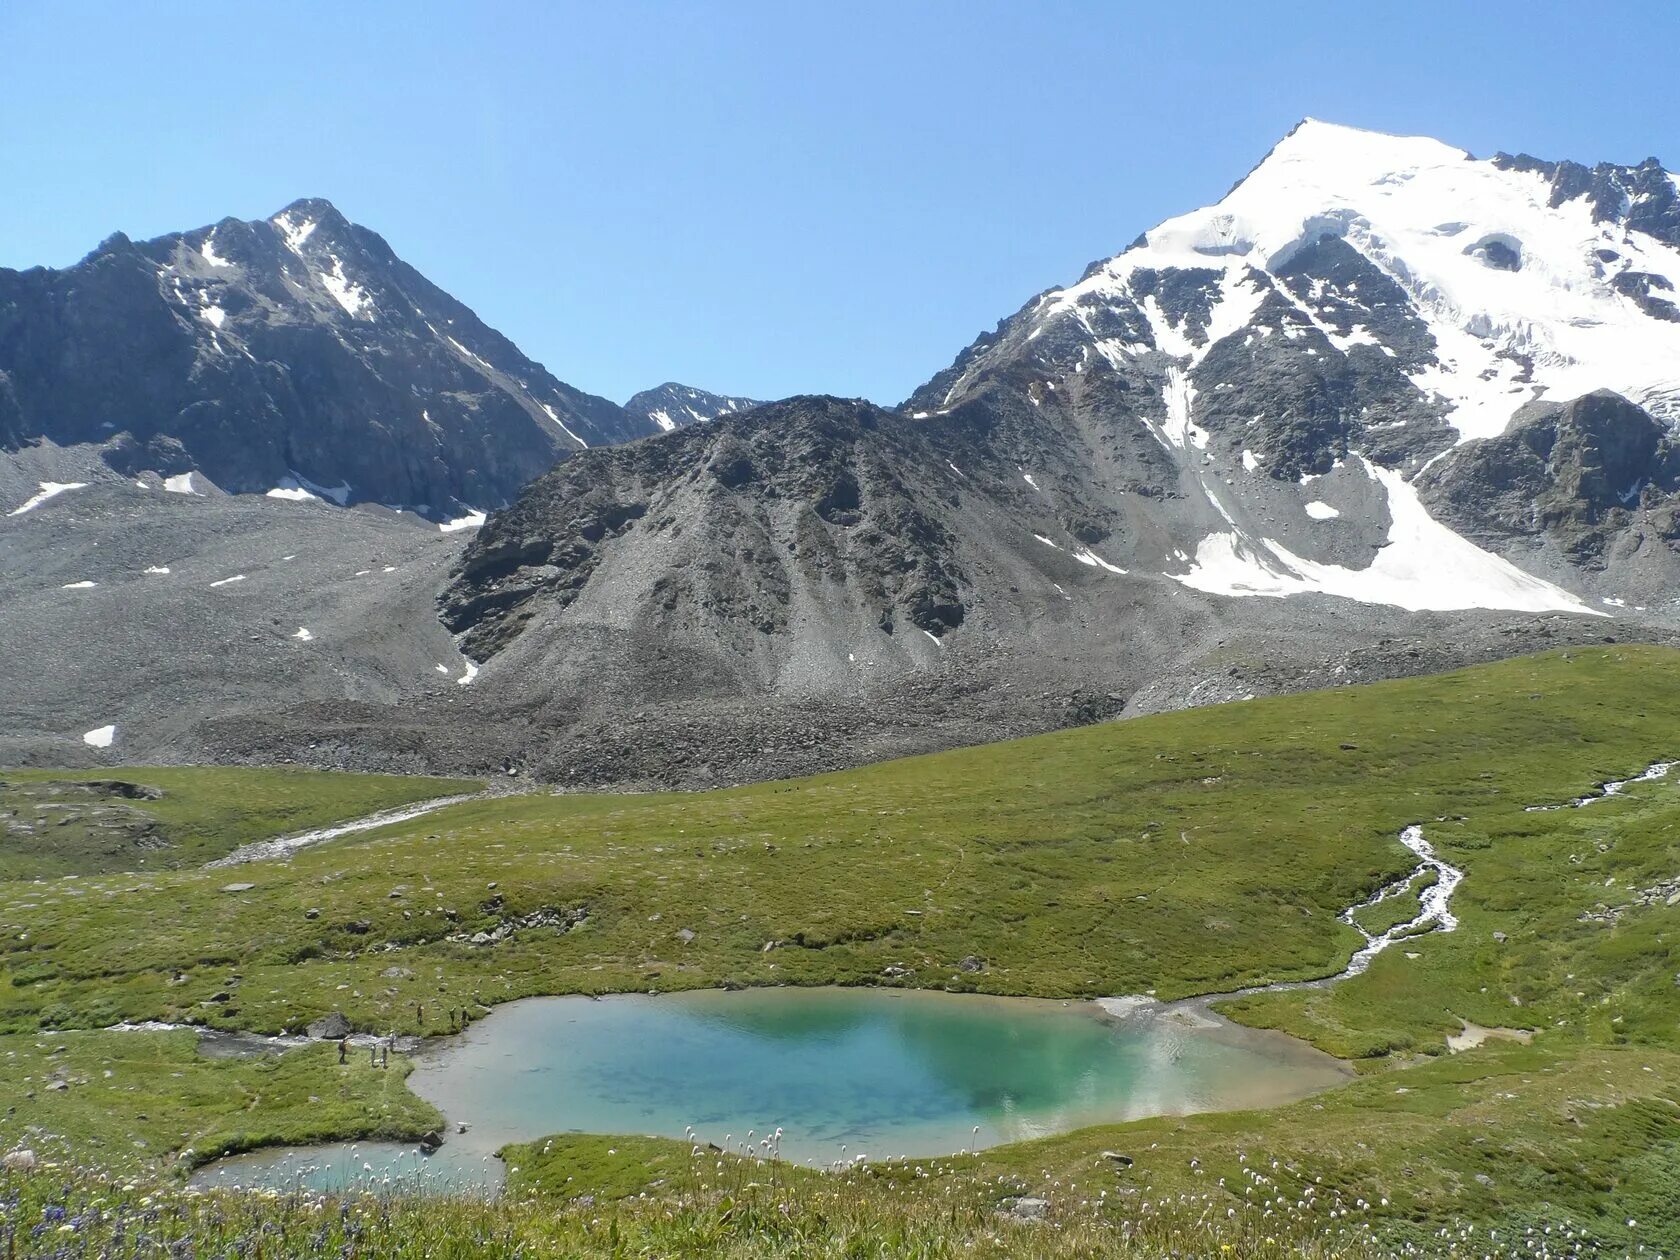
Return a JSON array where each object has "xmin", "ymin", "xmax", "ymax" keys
[{"xmin": 334, "ymin": 1005, "xmax": 476, "ymax": 1065}]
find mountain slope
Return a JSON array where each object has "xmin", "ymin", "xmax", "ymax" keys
[
  {"xmin": 0, "ymin": 198, "xmax": 656, "ymax": 513},
  {"xmin": 623, "ymin": 382, "xmax": 763, "ymax": 432},
  {"xmin": 432, "ymin": 121, "xmax": 1680, "ymax": 786}
]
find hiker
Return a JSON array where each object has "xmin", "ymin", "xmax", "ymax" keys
[{"xmin": 338, "ymin": 1036, "xmax": 349, "ymax": 1065}]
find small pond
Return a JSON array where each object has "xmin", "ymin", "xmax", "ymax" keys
[{"xmin": 192, "ymin": 986, "xmax": 1349, "ymax": 1195}]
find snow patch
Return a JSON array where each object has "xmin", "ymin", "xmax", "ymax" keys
[
  {"xmin": 267, "ymin": 472, "xmax": 350, "ymax": 505},
  {"xmin": 1304, "ymin": 501, "xmax": 1340, "ymax": 520},
  {"xmin": 1072, "ymin": 548, "xmax": 1127, "ymax": 574},
  {"xmin": 163, "ymin": 473, "xmax": 200, "ymax": 495},
  {"xmin": 200, "ymin": 230, "xmax": 232, "ymax": 268},
  {"xmin": 457, "ymin": 659, "xmax": 480, "ymax": 686},
  {"xmin": 292, "ymin": 627, "xmax": 314, "ymax": 641},
  {"xmin": 209, "ymin": 574, "xmax": 246, "ymax": 588},
  {"xmin": 439, "ymin": 510, "xmax": 487, "ymax": 533},
  {"xmin": 1157, "ymin": 366, "xmax": 1209, "ymax": 451},
  {"xmin": 539, "ymin": 402, "xmax": 589, "ymax": 449},
  {"xmin": 1172, "ymin": 455, "xmax": 1598, "ymax": 615},
  {"xmin": 61, "ymin": 580, "xmax": 97, "ymax": 590},
  {"xmin": 318, "ymin": 255, "xmax": 372, "ymax": 317},
  {"xmin": 274, "ymin": 211, "xmax": 317, "ymax": 253},
  {"xmin": 446, "ymin": 335, "xmax": 497, "ymax": 374},
  {"xmin": 82, "ymin": 725, "xmax": 116, "ymax": 748},
  {"xmin": 8, "ymin": 481, "xmax": 86, "ymax": 516},
  {"xmin": 143, "ymin": 566, "xmax": 170, "ymax": 575}
]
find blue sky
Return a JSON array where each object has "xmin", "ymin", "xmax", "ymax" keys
[{"xmin": 3, "ymin": 1, "xmax": 1676, "ymax": 405}]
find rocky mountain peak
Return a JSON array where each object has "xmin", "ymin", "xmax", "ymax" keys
[
  {"xmin": 623, "ymin": 382, "xmax": 765, "ymax": 432},
  {"xmin": 0, "ymin": 202, "xmax": 665, "ymax": 512}
]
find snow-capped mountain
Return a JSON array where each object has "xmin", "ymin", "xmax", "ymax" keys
[
  {"xmin": 906, "ymin": 119, "xmax": 1680, "ymax": 614},
  {"xmin": 436, "ymin": 121, "xmax": 1680, "ymax": 786},
  {"xmin": 0, "ymin": 198, "xmax": 660, "ymax": 514},
  {"xmin": 624, "ymin": 383, "xmax": 763, "ymax": 432}
]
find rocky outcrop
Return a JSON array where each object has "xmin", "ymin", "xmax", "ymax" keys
[
  {"xmin": 440, "ymin": 396, "xmax": 971, "ymax": 664},
  {"xmin": 1418, "ymin": 391, "xmax": 1680, "ymax": 571},
  {"xmin": 1490, "ymin": 152, "xmax": 1680, "ymax": 247}
]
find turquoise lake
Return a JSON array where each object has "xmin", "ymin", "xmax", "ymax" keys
[{"xmin": 192, "ymin": 987, "xmax": 1351, "ymax": 1195}]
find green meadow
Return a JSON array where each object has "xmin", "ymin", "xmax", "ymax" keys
[
  {"xmin": 0, "ymin": 765, "xmax": 476, "ymax": 880},
  {"xmin": 3, "ymin": 645, "xmax": 1679, "ymax": 1256}
]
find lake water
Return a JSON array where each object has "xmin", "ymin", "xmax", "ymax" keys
[{"xmin": 191, "ymin": 986, "xmax": 1350, "ymax": 1195}]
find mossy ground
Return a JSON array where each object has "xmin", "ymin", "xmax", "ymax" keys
[
  {"xmin": 0, "ymin": 1032, "xmax": 439, "ymax": 1174},
  {"xmin": 3, "ymin": 646, "xmax": 1680, "ymax": 1256}
]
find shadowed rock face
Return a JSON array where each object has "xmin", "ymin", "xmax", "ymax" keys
[
  {"xmin": 1491, "ymin": 152, "xmax": 1680, "ymax": 248},
  {"xmin": 0, "ymin": 199, "xmax": 654, "ymax": 512},
  {"xmin": 440, "ymin": 396, "xmax": 969, "ymax": 665},
  {"xmin": 1419, "ymin": 391, "xmax": 1680, "ymax": 567}
]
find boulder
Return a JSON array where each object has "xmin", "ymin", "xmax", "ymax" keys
[{"xmin": 306, "ymin": 1011, "xmax": 352, "ymax": 1040}]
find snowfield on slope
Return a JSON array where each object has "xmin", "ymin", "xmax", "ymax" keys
[
  {"xmin": 7, "ymin": 481, "xmax": 87, "ymax": 516},
  {"xmin": 1172, "ymin": 455, "xmax": 1600, "ymax": 615}
]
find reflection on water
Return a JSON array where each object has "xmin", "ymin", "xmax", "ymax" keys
[{"xmin": 194, "ymin": 986, "xmax": 1351, "ymax": 1195}]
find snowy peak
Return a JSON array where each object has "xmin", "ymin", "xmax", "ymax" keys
[
  {"xmin": 623, "ymin": 382, "xmax": 765, "ymax": 432},
  {"xmin": 925, "ymin": 121, "xmax": 1680, "ymax": 445},
  {"xmin": 904, "ymin": 121, "xmax": 1680, "ymax": 621}
]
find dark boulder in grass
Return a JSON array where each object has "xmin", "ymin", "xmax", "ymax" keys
[{"xmin": 306, "ymin": 1011, "xmax": 352, "ymax": 1040}]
